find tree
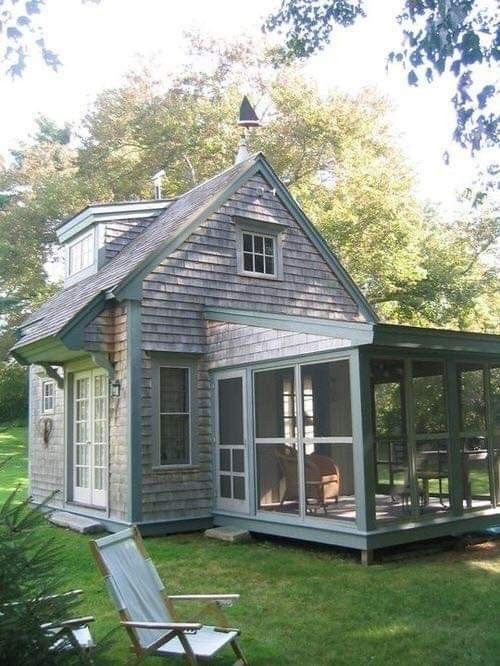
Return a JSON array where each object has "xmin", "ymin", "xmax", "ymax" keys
[
  {"xmin": 0, "ymin": 36, "xmax": 497, "ymax": 336},
  {"xmin": 265, "ymin": 0, "xmax": 499, "ymax": 152},
  {"xmin": 0, "ymin": 0, "xmax": 100, "ymax": 77}
]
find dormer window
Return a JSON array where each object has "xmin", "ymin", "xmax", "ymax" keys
[
  {"xmin": 67, "ymin": 231, "xmax": 95, "ymax": 277},
  {"xmin": 243, "ymin": 232, "xmax": 276, "ymax": 276}
]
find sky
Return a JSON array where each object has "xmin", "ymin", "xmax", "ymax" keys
[{"xmin": 0, "ymin": 0, "xmax": 494, "ymax": 211}]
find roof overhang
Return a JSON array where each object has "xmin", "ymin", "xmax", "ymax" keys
[
  {"xmin": 11, "ymin": 337, "xmax": 90, "ymax": 366},
  {"xmin": 371, "ymin": 323, "xmax": 500, "ymax": 356}
]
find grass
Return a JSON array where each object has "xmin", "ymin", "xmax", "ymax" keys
[{"xmin": 1, "ymin": 427, "xmax": 500, "ymax": 665}]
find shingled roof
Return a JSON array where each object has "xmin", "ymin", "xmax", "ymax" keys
[{"xmin": 13, "ymin": 153, "xmax": 260, "ymax": 351}]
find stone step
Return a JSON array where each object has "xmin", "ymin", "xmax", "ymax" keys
[
  {"xmin": 204, "ymin": 526, "xmax": 251, "ymax": 543},
  {"xmin": 49, "ymin": 511, "xmax": 105, "ymax": 534}
]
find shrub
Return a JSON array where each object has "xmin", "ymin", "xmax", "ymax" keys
[{"xmin": 0, "ymin": 362, "xmax": 27, "ymax": 424}]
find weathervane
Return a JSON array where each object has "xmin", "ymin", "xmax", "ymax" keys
[{"xmin": 235, "ymin": 96, "xmax": 260, "ymax": 163}]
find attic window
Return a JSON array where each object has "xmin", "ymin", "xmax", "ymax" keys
[
  {"xmin": 68, "ymin": 231, "xmax": 94, "ymax": 276},
  {"xmin": 242, "ymin": 232, "xmax": 276, "ymax": 276}
]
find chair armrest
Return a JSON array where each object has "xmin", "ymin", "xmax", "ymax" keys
[
  {"xmin": 3, "ymin": 589, "xmax": 83, "ymax": 608},
  {"xmin": 168, "ymin": 594, "xmax": 240, "ymax": 602},
  {"xmin": 42, "ymin": 616, "xmax": 95, "ymax": 630},
  {"xmin": 121, "ymin": 621, "xmax": 202, "ymax": 631}
]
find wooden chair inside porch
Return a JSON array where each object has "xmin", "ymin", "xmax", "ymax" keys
[{"xmin": 90, "ymin": 527, "xmax": 248, "ymax": 665}]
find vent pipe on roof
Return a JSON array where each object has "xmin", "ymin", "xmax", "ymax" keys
[
  {"xmin": 152, "ymin": 169, "xmax": 165, "ymax": 199},
  {"xmin": 235, "ymin": 96, "xmax": 260, "ymax": 164}
]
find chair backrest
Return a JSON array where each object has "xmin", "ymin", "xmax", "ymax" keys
[{"xmin": 91, "ymin": 527, "xmax": 171, "ymax": 649}]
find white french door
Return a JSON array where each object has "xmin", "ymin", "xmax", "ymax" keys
[
  {"xmin": 73, "ymin": 369, "xmax": 108, "ymax": 508},
  {"xmin": 215, "ymin": 371, "xmax": 249, "ymax": 513}
]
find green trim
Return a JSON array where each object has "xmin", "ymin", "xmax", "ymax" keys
[
  {"xmin": 59, "ymin": 294, "xmax": 106, "ymax": 350},
  {"xmin": 204, "ymin": 307, "xmax": 374, "ymax": 343},
  {"xmin": 126, "ymin": 300, "xmax": 143, "ymax": 523},
  {"xmin": 90, "ymin": 351, "xmax": 115, "ymax": 380},
  {"xmin": 373, "ymin": 323, "xmax": 500, "ymax": 355},
  {"xmin": 256, "ymin": 157, "xmax": 378, "ymax": 323},
  {"xmin": 445, "ymin": 359, "xmax": 464, "ymax": 515}
]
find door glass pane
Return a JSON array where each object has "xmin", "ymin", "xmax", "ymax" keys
[
  {"xmin": 301, "ymin": 360, "xmax": 355, "ymax": 521},
  {"xmin": 371, "ymin": 359, "xmax": 410, "ymax": 521},
  {"xmin": 233, "ymin": 476, "xmax": 245, "ymax": 500},
  {"xmin": 220, "ymin": 475, "xmax": 231, "ymax": 498},
  {"xmin": 255, "ymin": 368, "xmax": 296, "ymax": 438},
  {"xmin": 458, "ymin": 364, "xmax": 492, "ymax": 509},
  {"xmin": 219, "ymin": 448, "xmax": 231, "ymax": 472},
  {"xmin": 257, "ymin": 443, "xmax": 300, "ymax": 515},
  {"xmin": 219, "ymin": 378, "xmax": 243, "ymax": 444},
  {"xmin": 232, "ymin": 448, "xmax": 244, "ymax": 473}
]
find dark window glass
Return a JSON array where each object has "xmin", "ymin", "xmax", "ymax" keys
[
  {"xmin": 219, "ymin": 449, "xmax": 231, "ymax": 472},
  {"xmin": 160, "ymin": 367, "xmax": 188, "ymax": 412},
  {"xmin": 159, "ymin": 367, "xmax": 190, "ymax": 465},
  {"xmin": 220, "ymin": 475, "xmax": 231, "ymax": 498},
  {"xmin": 254, "ymin": 235, "xmax": 264, "ymax": 253},
  {"xmin": 265, "ymin": 255, "xmax": 274, "ymax": 275},
  {"xmin": 232, "ymin": 448, "xmax": 244, "ymax": 473},
  {"xmin": 233, "ymin": 476, "xmax": 245, "ymax": 500},
  {"xmin": 254, "ymin": 254, "xmax": 264, "ymax": 273},
  {"xmin": 243, "ymin": 253, "xmax": 253, "ymax": 272},
  {"xmin": 264, "ymin": 237, "xmax": 274, "ymax": 255},
  {"xmin": 218, "ymin": 377, "xmax": 243, "ymax": 444},
  {"xmin": 243, "ymin": 233, "xmax": 253, "ymax": 252},
  {"xmin": 255, "ymin": 368, "xmax": 296, "ymax": 438},
  {"xmin": 301, "ymin": 360, "xmax": 351, "ymax": 438}
]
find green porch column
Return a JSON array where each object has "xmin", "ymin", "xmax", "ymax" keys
[
  {"xmin": 445, "ymin": 359, "xmax": 463, "ymax": 516},
  {"xmin": 350, "ymin": 348, "xmax": 376, "ymax": 532},
  {"xmin": 126, "ymin": 299, "xmax": 143, "ymax": 523}
]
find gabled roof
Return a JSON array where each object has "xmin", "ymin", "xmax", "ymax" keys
[{"xmin": 12, "ymin": 153, "xmax": 377, "ymax": 358}]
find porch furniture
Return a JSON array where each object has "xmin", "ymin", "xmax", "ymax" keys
[
  {"xmin": 90, "ymin": 527, "xmax": 248, "ymax": 665},
  {"xmin": 2, "ymin": 589, "xmax": 95, "ymax": 655},
  {"xmin": 275, "ymin": 446, "xmax": 341, "ymax": 514}
]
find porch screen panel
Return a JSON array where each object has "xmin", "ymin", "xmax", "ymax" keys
[
  {"xmin": 491, "ymin": 366, "xmax": 500, "ymax": 506},
  {"xmin": 218, "ymin": 377, "xmax": 245, "ymax": 502},
  {"xmin": 370, "ymin": 359, "xmax": 410, "ymax": 521},
  {"xmin": 458, "ymin": 364, "xmax": 493, "ymax": 509},
  {"xmin": 255, "ymin": 367, "xmax": 299, "ymax": 515},
  {"xmin": 301, "ymin": 360, "xmax": 355, "ymax": 520},
  {"xmin": 159, "ymin": 367, "xmax": 190, "ymax": 466},
  {"xmin": 412, "ymin": 361, "xmax": 449, "ymax": 514}
]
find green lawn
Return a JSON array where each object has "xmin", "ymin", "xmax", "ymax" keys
[{"xmin": 1, "ymin": 427, "xmax": 499, "ymax": 665}]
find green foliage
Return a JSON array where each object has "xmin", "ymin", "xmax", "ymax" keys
[
  {"xmin": 0, "ymin": 457, "xmax": 91, "ymax": 664},
  {"xmin": 0, "ymin": 36, "xmax": 497, "ymax": 339},
  {"xmin": 0, "ymin": 362, "xmax": 27, "ymax": 424},
  {"xmin": 265, "ymin": 0, "xmax": 499, "ymax": 152}
]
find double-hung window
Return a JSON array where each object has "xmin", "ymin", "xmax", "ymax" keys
[
  {"xmin": 42, "ymin": 380, "xmax": 55, "ymax": 413},
  {"xmin": 158, "ymin": 367, "xmax": 191, "ymax": 466},
  {"xmin": 242, "ymin": 232, "xmax": 276, "ymax": 276},
  {"xmin": 68, "ymin": 231, "xmax": 95, "ymax": 276}
]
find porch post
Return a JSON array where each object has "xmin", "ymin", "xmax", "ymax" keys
[
  {"xmin": 126, "ymin": 299, "xmax": 143, "ymax": 523},
  {"xmin": 350, "ymin": 348, "xmax": 376, "ymax": 532},
  {"xmin": 445, "ymin": 359, "xmax": 463, "ymax": 516}
]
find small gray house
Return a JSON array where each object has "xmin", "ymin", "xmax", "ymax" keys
[{"xmin": 11, "ymin": 151, "xmax": 500, "ymax": 562}]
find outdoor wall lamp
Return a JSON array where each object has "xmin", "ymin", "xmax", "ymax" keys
[{"xmin": 110, "ymin": 379, "xmax": 121, "ymax": 398}]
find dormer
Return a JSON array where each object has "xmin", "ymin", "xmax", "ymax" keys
[{"xmin": 57, "ymin": 200, "xmax": 173, "ymax": 286}]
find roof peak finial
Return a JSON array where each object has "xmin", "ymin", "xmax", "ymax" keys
[{"xmin": 235, "ymin": 96, "xmax": 260, "ymax": 164}]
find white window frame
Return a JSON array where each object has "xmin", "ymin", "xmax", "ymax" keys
[
  {"xmin": 42, "ymin": 380, "xmax": 55, "ymax": 414},
  {"xmin": 157, "ymin": 365, "xmax": 192, "ymax": 467},
  {"xmin": 235, "ymin": 217, "xmax": 285, "ymax": 281},
  {"xmin": 67, "ymin": 230, "xmax": 95, "ymax": 277},
  {"xmin": 241, "ymin": 231, "xmax": 277, "ymax": 277}
]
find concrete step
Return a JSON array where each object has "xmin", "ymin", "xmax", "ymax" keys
[
  {"xmin": 49, "ymin": 511, "xmax": 105, "ymax": 534},
  {"xmin": 204, "ymin": 526, "xmax": 251, "ymax": 543}
]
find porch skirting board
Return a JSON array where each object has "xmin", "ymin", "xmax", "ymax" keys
[{"xmin": 213, "ymin": 510, "xmax": 500, "ymax": 552}]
